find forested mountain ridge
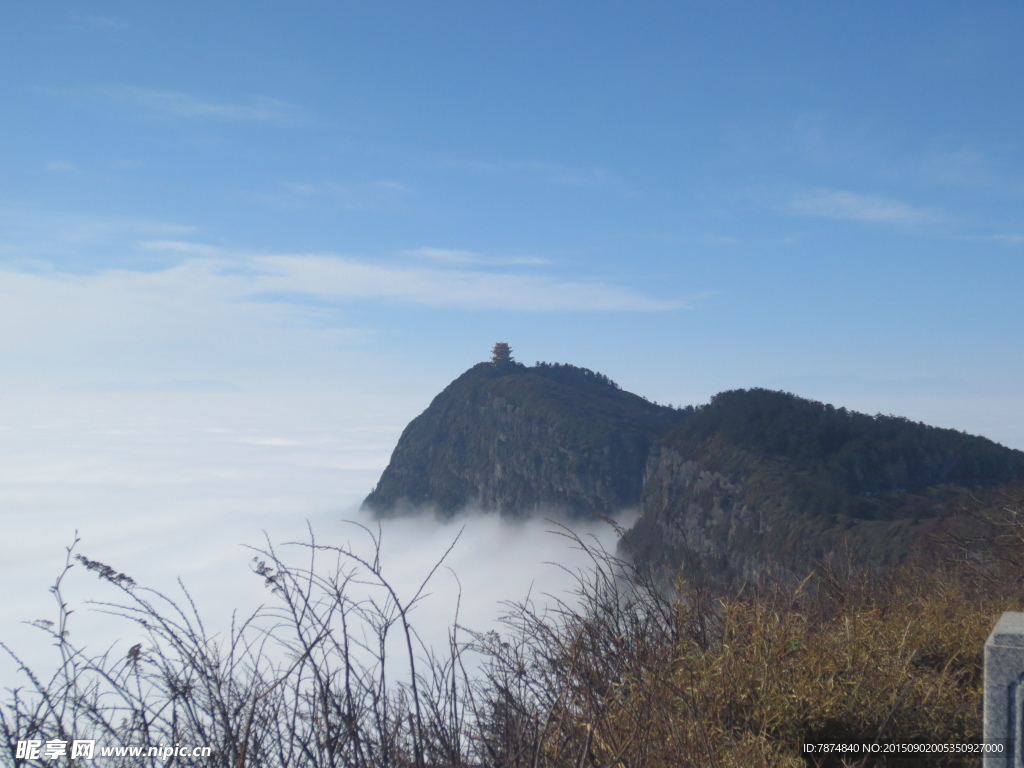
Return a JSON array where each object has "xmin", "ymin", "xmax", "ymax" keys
[
  {"xmin": 362, "ymin": 360, "xmax": 686, "ymax": 517},
  {"xmin": 364, "ymin": 357, "xmax": 1024, "ymax": 581},
  {"xmin": 622, "ymin": 388, "xmax": 1024, "ymax": 581},
  {"xmin": 666, "ymin": 388, "xmax": 1020, "ymax": 496}
]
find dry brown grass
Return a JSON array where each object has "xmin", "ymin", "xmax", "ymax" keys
[
  {"xmin": 476, "ymin": 520, "xmax": 1022, "ymax": 768},
  {"xmin": 3, "ymin": 498, "xmax": 1022, "ymax": 767}
]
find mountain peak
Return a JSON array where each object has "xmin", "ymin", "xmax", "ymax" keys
[
  {"xmin": 362, "ymin": 360, "xmax": 683, "ymax": 518},
  {"xmin": 363, "ymin": 363, "xmax": 1024, "ymax": 584}
]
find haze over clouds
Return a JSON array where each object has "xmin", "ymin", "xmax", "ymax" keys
[{"xmin": 2, "ymin": 2, "xmax": 1024, "ymax": 685}]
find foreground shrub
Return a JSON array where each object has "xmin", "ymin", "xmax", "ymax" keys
[
  {"xmin": 2, "ymin": 509, "xmax": 1021, "ymax": 767},
  {"xmin": 472, "ymin": 534, "xmax": 1013, "ymax": 768}
]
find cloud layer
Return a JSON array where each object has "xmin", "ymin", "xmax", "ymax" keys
[
  {"xmin": 0, "ymin": 388, "xmax": 631, "ymax": 681},
  {"xmin": 0, "ymin": 240, "xmax": 680, "ymax": 378}
]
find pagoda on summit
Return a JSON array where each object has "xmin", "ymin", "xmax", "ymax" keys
[{"xmin": 490, "ymin": 342, "xmax": 514, "ymax": 369}]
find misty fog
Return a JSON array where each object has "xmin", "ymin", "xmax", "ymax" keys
[{"xmin": 0, "ymin": 388, "xmax": 633, "ymax": 682}]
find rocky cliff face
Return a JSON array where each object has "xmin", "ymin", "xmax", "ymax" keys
[
  {"xmin": 623, "ymin": 443, "xmax": 956, "ymax": 584},
  {"xmin": 362, "ymin": 362, "xmax": 685, "ymax": 518},
  {"xmin": 365, "ymin": 363, "xmax": 1024, "ymax": 583}
]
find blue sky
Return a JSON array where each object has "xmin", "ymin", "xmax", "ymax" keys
[{"xmin": 2, "ymin": 2, "xmax": 1023, "ymax": 445}]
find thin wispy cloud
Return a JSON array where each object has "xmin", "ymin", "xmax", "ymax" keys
[
  {"xmin": 1, "ymin": 245, "xmax": 680, "ymax": 317},
  {"xmin": 250, "ymin": 254, "xmax": 681, "ymax": 311},
  {"xmin": 701, "ymin": 235, "xmax": 741, "ymax": 246},
  {"xmin": 402, "ymin": 247, "xmax": 550, "ymax": 267},
  {"xmin": 139, "ymin": 240, "xmax": 221, "ymax": 256},
  {"xmin": 446, "ymin": 157, "xmax": 630, "ymax": 193},
  {"xmin": 60, "ymin": 379, "xmax": 242, "ymax": 393},
  {"xmin": 0, "ymin": 208, "xmax": 197, "ymax": 261},
  {"xmin": 373, "ymin": 181, "xmax": 411, "ymax": 193},
  {"xmin": 982, "ymin": 234, "xmax": 1024, "ymax": 246},
  {"xmin": 0, "ymin": 207, "xmax": 679, "ymax": 319},
  {"xmin": 68, "ymin": 12, "xmax": 132, "ymax": 30},
  {"xmin": 546, "ymin": 167, "xmax": 622, "ymax": 189},
  {"xmin": 103, "ymin": 86, "xmax": 303, "ymax": 125},
  {"xmin": 283, "ymin": 182, "xmax": 363, "ymax": 197},
  {"xmin": 784, "ymin": 188, "xmax": 935, "ymax": 224},
  {"xmin": 0, "ymin": 258, "xmax": 373, "ymax": 394},
  {"xmin": 44, "ymin": 160, "xmax": 78, "ymax": 173},
  {"xmin": 917, "ymin": 144, "xmax": 994, "ymax": 187},
  {"xmin": 262, "ymin": 180, "xmax": 411, "ymax": 210},
  {"xmin": 777, "ymin": 114, "xmax": 995, "ymax": 192},
  {"xmin": 284, "ymin": 181, "xmax": 411, "ymax": 197},
  {"xmin": 0, "ymin": 246, "xmax": 680, "ymax": 381}
]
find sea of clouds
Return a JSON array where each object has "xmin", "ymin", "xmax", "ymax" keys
[{"xmin": 0, "ymin": 388, "xmax": 631, "ymax": 684}]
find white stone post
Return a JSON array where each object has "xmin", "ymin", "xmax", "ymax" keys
[{"xmin": 985, "ymin": 612, "xmax": 1024, "ymax": 767}]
